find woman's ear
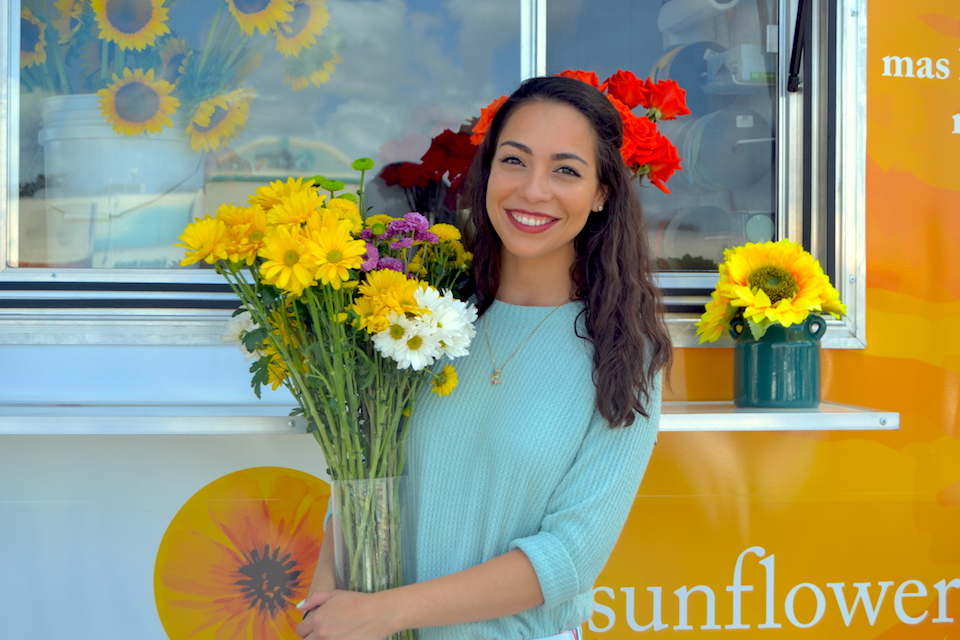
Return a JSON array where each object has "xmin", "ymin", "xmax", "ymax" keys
[{"xmin": 593, "ymin": 185, "xmax": 610, "ymax": 213}]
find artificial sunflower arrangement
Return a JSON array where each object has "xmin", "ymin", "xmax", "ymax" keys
[
  {"xmin": 19, "ymin": 0, "xmax": 344, "ymax": 152},
  {"xmin": 177, "ymin": 159, "xmax": 475, "ymax": 610},
  {"xmin": 695, "ymin": 239, "xmax": 847, "ymax": 343}
]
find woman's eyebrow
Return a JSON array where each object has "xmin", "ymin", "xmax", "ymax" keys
[{"xmin": 498, "ymin": 141, "xmax": 589, "ymax": 165}]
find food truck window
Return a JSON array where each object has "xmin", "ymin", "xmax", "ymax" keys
[{"xmin": 2, "ymin": 0, "xmax": 864, "ymax": 348}]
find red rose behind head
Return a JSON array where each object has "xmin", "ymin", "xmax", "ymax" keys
[
  {"xmin": 605, "ymin": 69, "xmax": 647, "ymax": 110},
  {"xmin": 470, "ymin": 95, "xmax": 508, "ymax": 145},
  {"xmin": 642, "ymin": 78, "xmax": 691, "ymax": 121}
]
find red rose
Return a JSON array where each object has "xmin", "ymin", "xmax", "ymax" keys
[
  {"xmin": 397, "ymin": 161, "xmax": 428, "ymax": 188},
  {"xmin": 557, "ymin": 69, "xmax": 604, "ymax": 90},
  {"xmin": 380, "ymin": 163, "xmax": 402, "ymax": 186},
  {"xmin": 642, "ymin": 78, "xmax": 691, "ymax": 121},
  {"xmin": 448, "ymin": 131, "xmax": 477, "ymax": 158},
  {"xmin": 644, "ymin": 134, "xmax": 682, "ymax": 193},
  {"xmin": 420, "ymin": 136, "xmax": 451, "ymax": 182},
  {"xmin": 620, "ymin": 111, "xmax": 660, "ymax": 167},
  {"xmin": 470, "ymin": 95, "xmax": 508, "ymax": 145},
  {"xmin": 604, "ymin": 69, "xmax": 647, "ymax": 110}
]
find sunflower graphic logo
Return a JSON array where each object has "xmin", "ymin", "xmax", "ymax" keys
[{"xmin": 154, "ymin": 467, "xmax": 329, "ymax": 639}]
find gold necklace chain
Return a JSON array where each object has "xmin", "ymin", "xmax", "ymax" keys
[{"xmin": 483, "ymin": 303, "xmax": 567, "ymax": 385}]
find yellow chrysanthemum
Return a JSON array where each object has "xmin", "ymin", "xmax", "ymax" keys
[
  {"xmin": 325, "ymin": 198, "xmax": 362, "ymax": 235},
  {"xmin": 159, "ymin": 37, "xmax": 191, "ymax": 85},
  {"xmin": 226, "ymin": 0, "xmax": 294, "ymax": 35},
  {"xmin": 20, "ymin": 8, "xmax": 47, "ymax": 68},
  {"xmin": 304, "ymin": 209, "xmax": 352, "ymax": 237},
  {"xmin": 429, "ymin": 223, "xmax": 461, "ymax": 242},
  {"xmin": 259, "ymin": 226, "xmax": 320, "ymax": 296},
  {"xmin": 311, "ymin": 227, "xmax": 366, "ymax": 289},
  {"xmin": 350, "ymin": 296, "xmax": 390, "ymax": 334},
  {"xmin": 185, "ymin": 89, "xmax": 256, "ymax": 152},
  {"xmin": 177, "ymin": 216, "xmax": 229, "ymax": 266},
  {"xmin": 696, "ymin": 239, "xmax": 847, "ymax": 342},
  {"xmin": 267, "ymin": 189, "xmax": 327, "ymax": 226},
  {"xmin": 249, "ymin": 177, "xmax": 317, "ymax": 213},
  {"xmin": 365, "ymin": 214, "xmax": 397, "ymax": 234},
  {"xmin": 217, "ymin": 203, "xmax": 269, "ymax": 265},
  {"xmin": 96, "ymin": 68, "xmax": 179, "ymax": 135},
  {"xmin": 92, "ymin": 0, "xmax": 170, "ymax": 51},
  {"xmin": 275, "ymin": 0, "xmax": 329, "ymax": 58},
  {"xmin": 357, "ymin": 269, "xmax": 425, "ymax": 317},
  {"xmin": 52, "ymin": 0, "xmax": 84, "ymax": 45},
  {"xmin": 430, "ymin": 364, "xmax": 458, "ymax": 397}
]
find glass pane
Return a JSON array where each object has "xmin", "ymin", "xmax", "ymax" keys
[
  {"xmin": 546, "ymin": 0, "xmax": 778, "ymax": 272},
  {"xmin": 15, "ymin": 0, "xmax": 519, "ymax": 269}
]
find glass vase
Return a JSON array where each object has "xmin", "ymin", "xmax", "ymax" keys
[{"xmin": 330, "ymin": 476, "xmax": 415, "ymax": 640}]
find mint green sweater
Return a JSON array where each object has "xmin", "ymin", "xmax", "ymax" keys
[{"xmin": 405, "ymin": 300, "xmax": 661, "ymax": 640}]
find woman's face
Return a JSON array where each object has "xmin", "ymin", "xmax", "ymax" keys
[{"xmin": 485, "ymin": 101, "xmax": 607, "ymax": 269}]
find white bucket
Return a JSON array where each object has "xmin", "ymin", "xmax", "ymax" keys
[{"xmin": 37, "ymin": 94, "xmax": 204, "ymax": 268}]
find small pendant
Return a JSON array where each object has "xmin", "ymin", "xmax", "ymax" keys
[{"xmin": 491, "ymin": 369, "xmax": 502, "ymax": 385}]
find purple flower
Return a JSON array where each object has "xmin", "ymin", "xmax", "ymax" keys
[
  {"xmin": 390, "ymin": 237, "xmax": 414, "ymax": 250},
  {"xmin": 414, "ymin": 231, "xmax": 439, "ymax": 244},
  {"xmin": 386, "ymin": 219, "xmax": 416, "ymax": 236},
  {"xmin": 377, "ymin": 257, "xmax": 405, "ymax": 272},
  {"xmin": 360, "ymin": 228, "xmax": 374, "ymax": 241},
  {"xmin": 404, "ymin": 212, "xmax": 430, "ymax": 232},
  {"xmin": 361, "ymin": 243, "xmax": 379, "ymax": 272}
]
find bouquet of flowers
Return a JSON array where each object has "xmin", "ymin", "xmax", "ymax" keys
[
  {"xmin": 20, "ymin": 0, "xmax": 343, "ymax": 150},
  {"xmin": 695, "ymin": 239, "xmax": 847, "ymax": 342},
  {"xmin": 471, "ymin": 69, "xmax": 691, "ymax": 193},
  {"xmin": 176, "ymin": 159, "xmax": 475, "ymax": 630}
]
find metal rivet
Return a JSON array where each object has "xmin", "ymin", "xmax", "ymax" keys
[
  {"xmin": 849, "ymin": 276, "xmax": 856, "ymax": 282},
  {"xmin": 288, "ymin": 420, "xmax": 297, "ymax": 428},
  {"xmin": 879, "ymin": 418, "xmax": 887, "ymax": 426},
  {"xmin": 851, "ymin": 9, "xmax": 858, "ymax": 16}
]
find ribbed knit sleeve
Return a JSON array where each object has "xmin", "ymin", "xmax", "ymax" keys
[{"xmin": 508, "ymin": 375, "xmax": 661, "ymax": 610}]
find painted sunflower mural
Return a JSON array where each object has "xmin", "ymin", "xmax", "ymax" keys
[{"xmin": 154, "ymin": 467, "xmax": 329, "ymax": 639}]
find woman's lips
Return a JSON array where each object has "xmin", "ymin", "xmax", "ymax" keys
[{"xmin": 506, "ymin": 209, "xmax": 559, "ymax": 233}]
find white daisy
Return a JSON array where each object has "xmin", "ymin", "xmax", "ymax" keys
[
  {"xmin": 372, "ymin": 312, "xmax": 442, "ymax": 371},
  {"xmin": 221, "ymin": 310, "xmax": 262, "ymax": 361},
  {"xmin": 414, "ymin": 287, "xmax": 477, "ymax": 359}
]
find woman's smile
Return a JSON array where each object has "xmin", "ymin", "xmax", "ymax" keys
[{"xmin": 506, "ymin": 209, "xmax": 559, "ymax": 232}]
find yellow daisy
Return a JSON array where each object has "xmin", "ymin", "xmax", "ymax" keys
[
  {"xmin": 311, "ymin": 227, "xmax": 366, "ymax": 289},
  {"xmin": 20, "ymin": 8, "xmax": 47, "ymax": 68},
  {"xmin": 92, "ymin": 0, "xmax": 171, "ymax": 51},
  {"xmin": 430, "ymin": 364, "xmax": 458, "ymax": 396},
  {"xmin": 159, "ymin": 38, "xmax": 191, "ymax": 85},
  {"xmin": 217, "ymin": 203, "xmax": 269, "ymax": 265},
  {"xmin": 429, "ymin": 223, "xmax": 461, "ymax": 242},
  {"xmin": 52, "ymin": 0, "xmax": 84, "ymax": 45},
  {"xmin": 325, "ymin": 198, "xmax": 362, "ymax": 235},
  {"xmin": 350, "ymin": 295, "xmax": 390, "ymax": 334},
  {"xmin": 96, "ymin": 68, "xmax": 179, "ymax": 135},
  {"xmin": 185, "ymin": 88, "xmax": 256, "ymax": 152},
  {"xmin": 226, "ymin": 0, "xmax": 294, "ymax": 36},
  {"xmin": 249, "ymin": 176, "xmax": 317, "ymax": 213},
  {"xmin": 275, "ymin": 0, "xmax": 329, "ymax": 58},
  {"xmin": 365, "ymin": 214, "xmax": 398, "ymax": 235},
  {"xmin": 357, "ymin": 269, "xmax": 424, "ymax": 316},
  {"xmin": 177, "ymin": 216, "xmax": 229, "ymax": 266},
  {"xmin": 259, "ymin": 225, "xmax": 319, "ymax": 297},
  {"xmin": 267, "ymin": 189, "xmax": 327, "ymax": 226}
]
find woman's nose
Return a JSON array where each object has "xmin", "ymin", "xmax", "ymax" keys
[{"xmin": 516, "ymin": 169, "xmax": 551, "ymax": 202}]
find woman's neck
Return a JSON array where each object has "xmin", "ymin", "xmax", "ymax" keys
[{"xmin": 495, "ymin": 250, "xmax": 575, "ymax": 307}]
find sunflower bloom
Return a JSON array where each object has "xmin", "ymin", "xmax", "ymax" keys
[
  {"xmin": 227, "ymin": 0, "xmax": 294, "ymax": 35},
  {"xmin": 185, "ymin": 89, "xmax": 256, "ymax": 152},
  {"xmin": 430, "ymin": 364, "xmax": 458, "ymax": 396},
  {"xmin": 96, "ymin": 68, "xmax": 179, "ymax": 135},
  {"xmin": 92, "ymin": 0, "xmax": 170, "ymax": 51},
  {"xmin": 249, "ymin": 177, "xmax": 317, "ymax": 213},
  {"xmin": 282, "ymin": 36, "xmax": 342, "ymax": 91},
  {"xmin": 275, "ymin": 0, "xmax": 329, "ymax": 58},
  {"xmin": 52, "ymin": 0, "xmax": 84, "ymax": 45},
  {"xmin": 259, "ymin": 226, "xmax": 320, "ymax": 297},
  {"xmin": 154, "ymin": 467, "xmax": 327, "ymax": 640},
  {"xmin": 268, "ymin": 189, "xmax": 327, "ymax": 226},
  {"xmin": 177, "ymin": 216, "xmax": 229, "ymax": 266},
  {"xmin": 159, "ymin": 37, "xmax": 191, "ymax": 85},
  {"xmin": 311, "ymin": 226, "xmax": 366, "ymax": 289},
  {"xmin": 20, "ymin": 9, "xmax": 47, "ymax": 68}
]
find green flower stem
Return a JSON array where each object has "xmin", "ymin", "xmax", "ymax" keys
[
  {"xmin": 221, "ymin": 35, "xmax": 270, "ymax": 91},
  {"xmin": 100, "ymin": 39, "xmax": 109, "ymax": 80},
  {"xmin": 44, "ymin": 0, "xmax": 71, "ymax": 93},
  {"xmin": 113, "ymin": 43, "xmax": 124, "ymax": 76},
  {"xmin": 220, "ymin": 34, "xmax": 252, "ymax": 84},
  {"xmin": 356, "ymin": 168, "xmax": 367, "ymax": 217},
  {"xmin": 195, "ymin": 0, "xmax": 225, "ymax": 80}
]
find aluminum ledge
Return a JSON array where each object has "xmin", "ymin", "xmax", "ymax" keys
[
  {"xmin": 661, "ymin": 401, "xmax": 899, "ymax": 432},
  {"xmin": 0, "ymin": 401, "xmax": 898, "ymax": 435}
]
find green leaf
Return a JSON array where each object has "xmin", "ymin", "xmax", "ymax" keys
[
  {"xmin": 243, "ymin": 326, "xmax": 267, "ymax": 353},
  {"xmin": 351, "ymin": 157, "xmax": 375, "ymax": 171},
  {"xmin": 249, "ymin": 357, "xmax": 271, "ymax": 399},
  {"xmin": 747, "ymin": 318, "xmax": 769, "ymax": 341}
]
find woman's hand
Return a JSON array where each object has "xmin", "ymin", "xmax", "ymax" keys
[{"xmin": 296, "ymin": 590, "xmax": 399, "ymax": 640}]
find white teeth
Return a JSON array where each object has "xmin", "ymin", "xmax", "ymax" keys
[{"xmin": 511, "ymin": 212, "xmax": 552, "ymax": 227}]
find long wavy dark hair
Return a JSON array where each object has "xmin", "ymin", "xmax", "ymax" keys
[{"xmin": 463, "ymin": 76, "xmax": 671, "ymax": 428}]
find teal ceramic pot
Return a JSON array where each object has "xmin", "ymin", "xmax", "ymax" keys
[{"xmin": 730, "ymin": 315, "xmax": 827, "ymax": 408}]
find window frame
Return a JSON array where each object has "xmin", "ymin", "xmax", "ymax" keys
[{"xmin": 0, "ymin": 0, "xmax": 866, "ymax": 348}]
